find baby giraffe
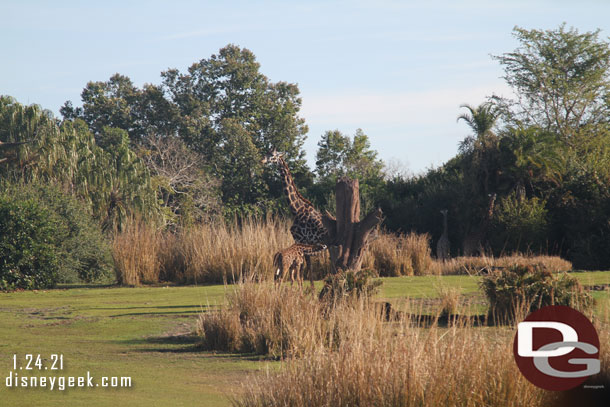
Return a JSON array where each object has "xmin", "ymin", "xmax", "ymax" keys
[{"xmin": 273, "ymin": 243, "xmax": 327, "ymax": 287}]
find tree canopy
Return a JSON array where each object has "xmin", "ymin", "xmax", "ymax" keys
[
  {"xmin": 493, "ymin": 24, "xmax": 610, "ymax": 139},
  {"xmin": 62, "ymin": 44, "xmax": 312, "ymax": 217}
]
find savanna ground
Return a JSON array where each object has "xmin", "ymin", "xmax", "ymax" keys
[{"xmin": 1, "ymin": 272, "xmax": 609, "ymax": 407}]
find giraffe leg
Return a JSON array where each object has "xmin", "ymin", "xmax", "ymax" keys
[
  {"xmin": 305, "ymin": 254, "xmax": 314, "ymax": 289},
  {"xmin": 279, "ymin": 264, "xmax": 288, "ymax": 286},
  {"xmin": 298, "ymin": 262, "xmax": 304, "ymax": 289}
]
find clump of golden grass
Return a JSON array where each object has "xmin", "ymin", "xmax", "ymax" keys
[
  {"xmin": 436, "ymin": 254, "xmax": 572, "ymax": 275},
  {"xmin": 113, "ymin": 217, "xmax": 331, "ymax": 285},
  {"xmin": 112, "ymin": 220, "xmax": 162, "ymax": 285},
  {"xmin": 235, "ymin": 327, "xmax": 546, "ymax": 407},
  {"xmin": 227, "ymin": 283, "xmax": 608, "ymax": 407},
  {"xmin": 436, "ymin": 284, "xmax": 462, "ymax": 317},
  {"xmin": 171, "ymin": 217, "xmax": 295, "ymax": 284},
  {"xmin": 112, "ymin": 217, "xmax": 572, "ymax": 285},
  {"xmin": 223, "ymin": 284, "xmax": 546, "ymax": 407},
  {"xmin": 198, "ymin": 281, "xmax": 394, "ymax": 359},
  {"xmin": 364, "ymin": 232, "xmax": 435, "ymax": 276},
  {"xmin": 198, "ymin": 283, "xmax": 325, "ymax": 358}
]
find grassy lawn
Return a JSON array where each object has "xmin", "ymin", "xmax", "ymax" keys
[
  {"xmin": 0, "ymin": 285, "xmax": 260, "ymax": 407},
  {"xmin": 0, "ymin": 271, "xmax": 608, "ymax": 406}
]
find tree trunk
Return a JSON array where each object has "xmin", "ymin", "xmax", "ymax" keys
[{"xmin": 322, "ymin": 177, "xmax": 383, "ymax": 273}]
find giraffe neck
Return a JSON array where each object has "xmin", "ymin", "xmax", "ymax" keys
[
  {"xmin": 442, "ymin": 213, "xmax": 448, "ymax": 236},
  {"xmin": 277, "ymin": 157, "xmax": 313, "ymax": 216},
  {"xmin": 487, "ymin": 196, "xmax": 496, "ymax": 219}
]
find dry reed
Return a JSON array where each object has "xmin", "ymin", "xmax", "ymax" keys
[
  {"xmin": 111, "ymin": 220, "xmax": 161, "ymax": 285},
  {"xmin": 112, "ymin": 218, "xmax": 573, "ymax": 285},
  {"xmin": 364, "ymin": 232, "xmax": 435, "ymax": 276},
  {"xmin": 436, "ymin": 254, "xmax": 572, "ymax": 275},
  {"xmin": 226, "ymin": 283, "xmax": 609, "ymax": 407},
  {"xmin": 223, "ymin": 284, "xmax": 548, "ymax": 407}
]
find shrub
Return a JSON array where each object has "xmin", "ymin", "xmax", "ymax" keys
[
  {"xmin": 491, "ymin": 192, "xmax": 549, "ymax": 253},
  {"xmin": 0, "ymin": 197, "xmax": 59, "ymax": 290},
  {"xmin": 318, "ymin": 269, "xmax": 382, "ymax": 303},
  {"xmin": 1, "ymin": 182, "xmax": 113, "ymax": 284},
  {"xmin": 480, "ymin": 265, "xmax": 593, "ymax": 323}
]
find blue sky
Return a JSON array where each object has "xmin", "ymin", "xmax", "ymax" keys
[{"xmin": 3, "ymin": 0, "xmax": 610, "ymax": 173}]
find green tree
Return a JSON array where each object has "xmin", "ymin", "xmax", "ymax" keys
[
  {"xmin": 457, "ymin": 102, "xmax": 500, "ymax": 153},
  {"xmin": 315, "ymin": 129, "xmax": 383, "ymax": 180},
  {"xmin": 456, "ymin": 102, "xmax": 502, "ymax": 197},
  {"xmin": 62, "ymin": 45, "xmax": 312, "ymax": 217},
  {"xmin": 61, "ymin": 75, "xmax": 179, "ymax": 142},
  {"xmin": 314, "ymin": 129, "xmax": 384, "ymax": 211},
  {"xmin": 1, "ymin": 97, "xmax": 161, "ymax": 230},
  {"xmin": 161, "ymin": 45, "xmax": 310, "ymax": 215},
  {"xmin": 498, "ymin": 126, "xmax": 566, "ymax": 192},
  {"xmin": 217, "ymin": 118, "xmax": 268, "ymax": 216},
  {"xmin": 493, "ymin": 24, "xmax": 610, "ymax": 139}
]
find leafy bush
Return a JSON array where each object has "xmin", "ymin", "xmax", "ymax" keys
[
  {"xmin": 491, "ymin": 191, "xmax": 548, "ymax": 253},
  {"xmin": 318, "ymin": 269, "xmax": 382, "ymax": 303},
  {"xmin": 480, "ymin": 265, "xmax": 593, "ymax": 323},
  {"xmin": 0, "ymin": 197, "xmax": 59, "ymax": 290},
  {"xmin": 1, "ymin": 182, "xmax": 113, "ymax": 285}
]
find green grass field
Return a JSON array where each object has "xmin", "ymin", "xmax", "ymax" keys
[{"xmin": 1, "ymin": 272, "xmax": 609, "ymax": 407}]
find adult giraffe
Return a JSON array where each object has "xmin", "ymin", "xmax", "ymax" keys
[
  {"xmin": 462, "ymin": 193, "xmax": 497, "ymax": 256},
  {"xmin": 262, "ymin": 150, "xmax": 328, "ymax": 285},
  {"xmin": 436, "ymin": 209, "xmax": 450, "ymax": 261}
]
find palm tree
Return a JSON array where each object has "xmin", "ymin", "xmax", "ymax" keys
[
  {"xmin": 457, "ymin": 102, "xmax": 502, "ymax": 196},
  {"xmin": 457, "ymin": 102, "xmax": 500, "ymax": 138}
]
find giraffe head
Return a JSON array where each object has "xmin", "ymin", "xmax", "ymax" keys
[
  {"xmin": 261, "ymin": 149, "xmax": 284, "ymax": 165},
  {"xmin": 440, "ymin": 209, "xmax": 448, "ymax": 216}
]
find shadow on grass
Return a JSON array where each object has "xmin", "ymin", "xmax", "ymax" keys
[
  {"xmin": 55, "ymin": 284, "xmax": 118, "ymax": 289},
  {"xmin": 404, "ymin": 313, "xmax": 488, "ymax": 327},
  {"xmin": 121, "ymin": 334, "xmax": 263, "ymax": 360},
  {"xmin": 89, "ymin": 304, "xmax": 215, "ymax": 317},
  {"xmin": 120, "ymin": 330, "xmax": 266, "ymax": 361},
  {"xmin": 121, "ymin": 334, "xmax": 204, "ymax": 353}
]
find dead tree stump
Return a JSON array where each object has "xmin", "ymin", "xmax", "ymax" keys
[{"xmin": 321, "ymin": 177, "xmax": 383, "ymax": 273}]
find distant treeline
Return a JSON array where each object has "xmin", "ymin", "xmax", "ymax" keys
[{"xmin": 1, "ymin": 24, "xmax": 610, "ymax": 275}]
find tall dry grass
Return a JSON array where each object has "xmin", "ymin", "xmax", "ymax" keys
[
  {"xmin": 113, "ymin": 217, "xmax": 329, "ymax": 285},
  {"xmin": 363, "ymin": 232, "xmax": 435, "ymax": 276},
  {"xmin": 112, "ymin": 218, "xmax": 573, "ymax": 285},
  {"xmin": 198, "ymin": 283, "xmax": 326, "ymax": 358},
  {"xmin": 219, "ymin": 283, "xmax": 609, "ymax": 407},
  {"xmin": 436, "ymin": 254, "xmax": 572, "ymax": 275},
  {"xmin": 169, "ymin": 217, "xmax": 294, "ymax": 284},
  {"xmin": 112, "ymin": 220, "xmax": 162, "ymax": 285}
]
